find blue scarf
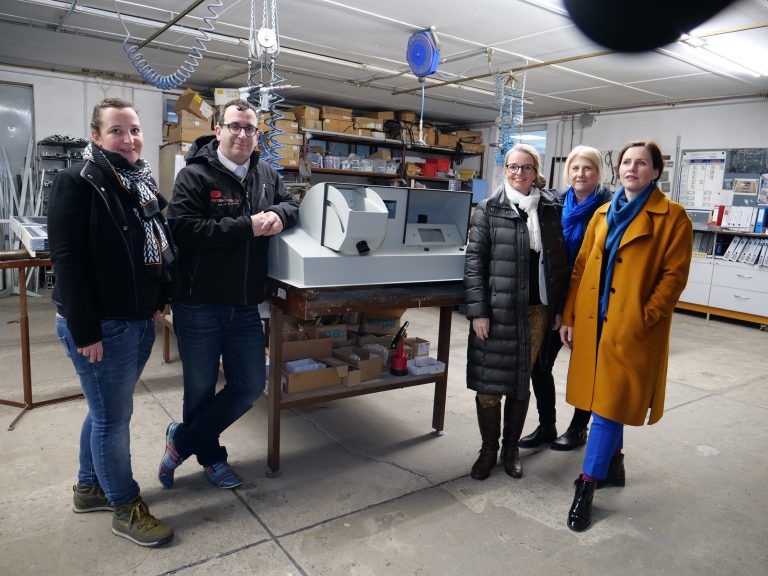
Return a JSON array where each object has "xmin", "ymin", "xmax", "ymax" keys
[
  {"xmin": 598, "ymin": 182, "xmax": 656, "ymax": 339},
  {"xmin": 562, "ymin": 186, "xmax": 601, "ymax": 265}
]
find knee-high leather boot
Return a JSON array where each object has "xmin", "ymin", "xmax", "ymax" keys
[
  {"xmin": 470, "ymin": 398, "xmax": 501, "ymax": 480},
  {"xmin": 501, "ymin": 392, "xmax": 530, "ymax": 478}
]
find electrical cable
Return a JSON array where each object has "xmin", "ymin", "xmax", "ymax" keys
[{"xmin": 117, "ymin": 0, "xmax": 223, "ymax": 90}]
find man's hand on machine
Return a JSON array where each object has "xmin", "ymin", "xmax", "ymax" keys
[{"xmin": 251, "ymin": 211, "xmax": 284, "ymax": 237}]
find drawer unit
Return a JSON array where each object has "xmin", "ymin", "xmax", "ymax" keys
[
  {"xmin": 708, "ymin": 285, "xmax": 768, "ymax": 317},
  {"xmin": 687, "ymin": 258, "xmax": 714, "ymax": 284},
  {"xmin": 679, "ymin": 281, "xmax": 711, "ymax": 306},
  {"xmin": 712, "ymin": 260, "xmax": 768, "ymax": 293}
]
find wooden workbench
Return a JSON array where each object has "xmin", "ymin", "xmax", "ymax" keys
[{"xmin": 265, "ymin": 278, "xmax": 464, "ymax": 475}]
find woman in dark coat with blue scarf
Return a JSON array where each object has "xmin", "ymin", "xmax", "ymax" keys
[{"xmin": 519, "ymin": 146, "xmax": 612, "ymax": 451}]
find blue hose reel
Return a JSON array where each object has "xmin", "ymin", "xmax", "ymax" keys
[{"xmin": 406, "ymin": 29, "xmax": 441, "ymax": 77}]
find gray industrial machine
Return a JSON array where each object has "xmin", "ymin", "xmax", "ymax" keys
[{"xmin": 268, "ymin": 183, "xmax": 472, "ymax": 287}]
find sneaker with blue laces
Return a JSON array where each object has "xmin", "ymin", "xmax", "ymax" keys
[
  {"xmin": 158, "ymin": 422, "xmax": 185, "ymax": 488},
  {"xmin": 204, "ymin": 462, "xmax": 243, "ymax": 489}
]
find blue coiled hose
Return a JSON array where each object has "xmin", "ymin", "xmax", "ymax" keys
[{"xmin": 118, "ymin": 0, "xmax": 223, "ymax": 90}]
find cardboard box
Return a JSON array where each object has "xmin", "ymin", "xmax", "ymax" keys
[
  {"xmin": 353, "ymin": 118, "xmax": 384, "ymax": 131},
  {"xmin": 174, "ymin": 88, "xmax": 214, "ymax": 120},
  {"xmin": 303, "ymin": 323, "xmax": 348, "ymax": 345},
  {"xmin": 321, "ymin": 105, "xmax": 354, "ymax": 120},
  {"xmin": 359, "ymin": 309, "xmax": 405, "ymax": 335},
  {"xmin": 437, "ymin": 133, "xmax": 459, "ymax": 147},
  {"xmin": 269, "ymin": 132, "xmax": 304, "ymax": 146},
  {"xmin": 332, "ymin": 347, "xmax": 384, "ymax": 381},
  {"xmin": 405, "ymin": 162, "xmax": 423, "ymax": 177},
  {"xmin": 282, "ymin": 332, "xmax": 333, "ymax": 362},
  {"xmin": 368, "ymin": 150, "xmax": 392, "ymax": 160},
  {"xmin": 282, "ymin": 357, "xmax": 347, "ymax": 394},
  {"xmin": 398, "ymin": 111, "xmax": 418, "ymax": 123},
  {"xmin": 298, "ymin": 118, "xmax": 324, "ymax": 131},
  {"xmin": 370, "ymin": 131, "xmax": 386, "ymax": 140},
  {"xmin": 273, "ymin": 119, "xmax": 299, "ymax": 132},
  {"xmin": 165, "ymin": 110, "xmax": 214, "ymax": 144},
  {"xmin": 456, "ymin": 130, "xmax": 483, "ymax": 143},
  {"xmin": 322, "ymin": 118, "xmax": 354, "ymax": 133},
  {"xmin": 405, "ymin": 337, "xmax": 430, "ymax": 358},
  {"xmin": 291, "ymin": 105, "xmax": 321, "ymax": 120},
  {"xmin": 213, "ymin": 87, "xmax": 241, "ymax": 105},
  {"xmin": 362, "ymin": 110, "xmax": 396, "ymax": 120},
  {"xmin": 461, "ymin": 142, "xmax": 486, "ymax": 154}
]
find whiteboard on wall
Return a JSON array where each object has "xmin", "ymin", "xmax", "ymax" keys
[{"xmin": 678, "ymin": 150, "xmax": 726, "ymax": 210}]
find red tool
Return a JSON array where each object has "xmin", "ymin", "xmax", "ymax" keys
[{"xmin": 389, "ymin": 320, "xmax": 409, "ymax": 376}]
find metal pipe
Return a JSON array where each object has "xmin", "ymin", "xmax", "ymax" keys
[
  {"xmin": 136, "ymin": 0, "xmax": 207, "ymax": 49},
  {"xmin": 392, "ymin": 50, "xmax": 613, "ymax": 95}
]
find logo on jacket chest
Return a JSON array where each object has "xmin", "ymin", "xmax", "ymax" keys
[{"xmin": 210, "ymin": 189, "xmax": 240, "ymax": 206}]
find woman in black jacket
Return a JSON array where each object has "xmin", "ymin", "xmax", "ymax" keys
[
  {"xmin": 519, "ymin": 145, "xmax": 613, "ymax": 451},
  {"xmin": 464, "ymin": 143, "xmax": 569, "ymax": 480},
  {"xmin": 48, "ymin": 97, "xmax": 174, "ymax": 547}
]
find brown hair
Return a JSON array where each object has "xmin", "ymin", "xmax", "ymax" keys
[
  {"xmin": 90, "ymin": 97, "xmax": 136, "ymax": 134},
  {"xmin": 217, "ymin": 99, "xmax": 259, "ymax": 126},
  {"xmin": 617, "ymin": 140, "xmax": 664, "ymax": 177}
]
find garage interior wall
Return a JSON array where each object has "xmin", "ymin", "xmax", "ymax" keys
[
  {"xmin": 3, "ymin": 63, "xmax": 765, "ymax": 198},
  {"xmin": 0, "ymin": 65, "xmax": 163, "ymax": 173}
]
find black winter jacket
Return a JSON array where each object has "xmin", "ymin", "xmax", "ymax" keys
[
  {"xmin": 168, "ymin": 136, "xmax": 299, "ymax": 305},
  {"xmin": 48, "ymin": 161, "xmax": 173, "ymax": 347},
  {"xmin": 464, "ymin": 186, "xmax": 569, "ymax": 398}
]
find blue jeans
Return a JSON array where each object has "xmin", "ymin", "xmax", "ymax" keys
[
  {"xmin": 56, "ymin": 315, "xmax": 155, "ymax": 507},
  {"xmin": 172, "ymin": 303, "xmax": 265, "ymax": 467},
  {"xmin": 582, "ymin": 412, "xmax": 624, "ymax": 479}
]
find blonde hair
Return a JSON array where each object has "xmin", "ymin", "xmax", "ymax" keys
[
  {"xmin": 505, "ymin": 143, "xmax": 546, "ymax": 189},
  {"xmin": 562, "ymin": 145, "xmax": 603, "ymax": 187}
]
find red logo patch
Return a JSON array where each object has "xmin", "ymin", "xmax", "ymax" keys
[{"xmin": 211, "ymin": 190, "xmax": 222, "ymax": 198}]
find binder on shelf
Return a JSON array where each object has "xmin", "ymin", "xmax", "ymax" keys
[
  {"xmin": 709, "ymin": 205, "xmax": 725, "ymax": 226},
  {"xmin": 723, "ymin": 236, "xmax": 747, "ymax": 262},
  {"xmin": 754, "ymin": 207, "xmax": 767, "ymax": 234},
  {"xmin": 721, "ymin": 236, "xmax": 739, "ymax": 260}
]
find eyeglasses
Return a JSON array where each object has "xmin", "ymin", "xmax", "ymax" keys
[
  {"xmin": 506, "ymin": 163, "xmax": 535, "ymax": 174},
  {"xmin": 223, "ymin": 122, "xmax": 258, "ymax": 137}
]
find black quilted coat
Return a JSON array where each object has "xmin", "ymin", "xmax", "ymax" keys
[{"xmin": 464, "ymin": 185, "xmax": 569, "ymax": 399}]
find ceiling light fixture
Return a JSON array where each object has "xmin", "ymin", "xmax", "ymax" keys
[{"xmin": 676, "ymin": 34, "xmax": 764, "ymax": 78}]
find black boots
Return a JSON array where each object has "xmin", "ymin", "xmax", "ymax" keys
[
  {"xmin": 470, "ymin": 399, "xmax": 501, "ymax": 480},
  {"xmin": 500, "ymin": 393, "xmax": 530, "ymax": 478},
  {"xmin": 518, "ymin": 424, "xmax": 558, "ymax": 448},
  {"xmin": 596, "ymin": 453, "xmax": 625, "ymax": 489},
  {"xmin": 567, "ymin": 476, "xmax": 596, "ymax": 532},
  {"xmin": 550, "ymin": 424, "xmax": 588, "ymax": 451}
]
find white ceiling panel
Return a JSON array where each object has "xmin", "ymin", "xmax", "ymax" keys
[{"xmin": 0, "ymin": 0, "xmax": 766, "ymax": 123}]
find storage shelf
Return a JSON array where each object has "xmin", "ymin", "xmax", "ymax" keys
[
  {"xmin": 301, "ymin": 128, "xmax": 402, "ymax": 146},
  {"xmin": 309, "ymin": 168, "xmax": 400, "ymax": 179}
]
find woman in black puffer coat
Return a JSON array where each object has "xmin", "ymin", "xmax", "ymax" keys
[{"xmin": 464, "ymin": 143, "xmax": 569, "ymax": 481}]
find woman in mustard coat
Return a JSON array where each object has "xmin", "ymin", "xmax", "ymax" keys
[{"xmin": 559, "ymin": 140, "xmax": 692, "ymax": 532}]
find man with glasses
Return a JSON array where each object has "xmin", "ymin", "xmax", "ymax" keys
[{"xmin": 159, "ymin": 99, "xmax": 298, "ymax": 490}]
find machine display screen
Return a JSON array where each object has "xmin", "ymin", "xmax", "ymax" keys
[
  {"xmin": 383, "ymin": 200, "xmax": 398, "ymax": 219},
  {"xmin": 418, "ymin": 227, "xmax": 445, "ymax": 243}
]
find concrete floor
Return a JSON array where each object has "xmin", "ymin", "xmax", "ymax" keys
[{"xmin": 1, "ymin": 286, "xmax": 767, "ymax": 576}]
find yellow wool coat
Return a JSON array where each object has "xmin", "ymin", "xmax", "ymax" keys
[{"xmin": 562, "ymin": 188, "xmax": 692, "ymax": 426}]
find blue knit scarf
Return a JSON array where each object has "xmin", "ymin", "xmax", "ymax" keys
[
  {"xmin": 562, "ymin": 186, "xmax": 601, "ymax": 265},
  {"xmin": 598, "ymin": 182, "xmax": 656, "ymax": 338}
]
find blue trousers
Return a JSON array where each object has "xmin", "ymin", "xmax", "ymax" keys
[
  {"xmin": 57, "ymin": 315, "xmax": 155, "ymax": 506},
  {"xmin": 582, "ymin": 412, "xmax": 624, "ymax": 479},
  {"xmin": 172, "ymin": 303, "xmax": 265, "ymax": 467}
]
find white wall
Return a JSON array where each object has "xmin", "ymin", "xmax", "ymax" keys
[
  {"xmin": 0, "ymin": 65, "xmax": 165, "ymax": 172},
  {"xmin": 542, "ymin": 98, "xmax": 768, "ymax": 191}
]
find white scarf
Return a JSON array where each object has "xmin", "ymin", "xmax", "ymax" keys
[{"xmin": 504, "ymin": 182, "xmax": 542, "ymax": 253}]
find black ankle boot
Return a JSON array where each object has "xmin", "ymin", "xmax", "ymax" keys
[
  {"xmin": 471, "ymin": 399, "xmax": 501, "ymax": 481},
  {"xmin": 596, "ymin": 454, "xmax": 625, "ymax": 489},
  {"xmin": 567, "ymin": 476, "xmax": 596, "ymax": 532},
  {"xmin": 550, "ymin": 424, "xmax": 588, "ymax": 451},
  {"xmin": 518, "ymin": 424, "xmax": 558, "ymax": 448}
]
